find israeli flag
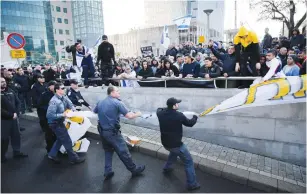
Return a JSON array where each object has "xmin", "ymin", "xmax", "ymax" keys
[
  {"xmin": 161, "ymin": 26, "xmax": 170, "ymax": 49},
  {"xmin": 93, "ymin": 36, "xmax": 102, "ymax": 47},
  {"xmin": 173, "ymin": 15, "xmax": 192, "ymax": 30}
]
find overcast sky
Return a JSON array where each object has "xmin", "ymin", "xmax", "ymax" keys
[{"xmin": 103, "ymin": 0, "xmax": 305, "ymax": 39}]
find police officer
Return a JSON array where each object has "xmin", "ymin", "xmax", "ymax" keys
[
  {"xmin": 67, "ymin": 80, "xmax": 92, "ymax": 111},
  {"xmin": 46, "ymin": 83, "xmax": 85, "ymax": 164},
  {"xmin": 1, "ymin": 77, "xmax": 28, "ymax": 163},
  {"xmin": 96, "ymin": 35, "xmax": 115, "ymax": 87},
  {"xmin": 32, "ymin": 75, "xmax": 47, "ymax": 131},
  {"xmin": 156, "ymin": 97, "xmax": 200, "ymax": 191},
  {"xmin": 37, "ymin": 81, "xmax": 57, "ymax": 153},
  {"xmin": 93, "ymin": 86, "xmax": 145, "ymax": 180}
]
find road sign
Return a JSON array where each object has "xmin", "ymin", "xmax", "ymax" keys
[
  {"xmin": 10, "ymin": 50, "xmax": 26, "ymax": 58},
  {"xmin": 7, "ymin": 33, "xmax": 26, "ymax": 49},
  {"xmin": 198, "ymin": 36, "xmax": 205, "ymax": 43}
]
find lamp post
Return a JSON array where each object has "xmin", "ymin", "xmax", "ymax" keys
[{"xmin": 203, "ymin": 9, "xmax": 213, "ymax": 41}]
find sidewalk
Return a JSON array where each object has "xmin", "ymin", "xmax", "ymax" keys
[{"xmin": 22, "ymin": 112, "xmax": 306, "ymax": 193}]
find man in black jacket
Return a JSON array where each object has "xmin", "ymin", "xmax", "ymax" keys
[
  {"xmin": 1, "ymin": 77, "xmax": 28, "ymax": 163},
  {"xmin": 37, "ymin": 81, "xmax": 57, "ymax": 153},
  {"xmin": 156, "ymin": 97, "xmax": 200, "ymax": 191},
  {"xmin": 67, "ymin": 80, "xmax": 91, "ymax": 111},
  {"xmin": 43, "ymin": 64, "xmax": 56, "ymax": 83},
  {"xmin": 14, "ymin": 68, "xmax": 32, "ymax": 114},
  {"xmin": 96, "ymin": 35, "xmax": 115, "ymax": 87}
]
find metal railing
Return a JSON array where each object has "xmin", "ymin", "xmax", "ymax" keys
[{"xmin": 57, "ymin": 76, "xmax": 259, "ymax": 88}]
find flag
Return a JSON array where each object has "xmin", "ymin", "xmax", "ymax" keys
[
  {"xmin": 200, "ymin": 75, "xmax": 306, "ymax": 116},
  {"xmin": 161, "ymin": 26, "xmax": 170, "ymax": 49},
  {"xmin": 173, "ymin": 15, "xmax": 192, "ymax": 30}
]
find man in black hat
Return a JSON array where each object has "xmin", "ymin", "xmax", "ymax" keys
[
  {"xmin": 67, "ymin": 79, "xmax": 91, "ymax": 111},
  {"xmin": 37, "ymin": 81, "xmax": 57, "ymax": 153},
  {"xmin": 96, "ymin": 35, "xmax": 116, "ymax": 87},
  {"xmin": 156, "ymin": 97, "xmax": 200, "ymax": 191}
]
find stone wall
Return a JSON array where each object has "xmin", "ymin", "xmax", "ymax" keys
[{"xmin": 80, "ymin": 87, "xmax": 306, "ymax": 166}]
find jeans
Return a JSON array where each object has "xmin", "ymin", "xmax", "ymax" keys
[
  {"xmin": 18, "ymin": 92, "xmax": 31, "ymax": 112},
  {"xmin": 100, "ymin": 63, "xmax": 114, "ymax": 86},
  {"xmin": 164, "ymin": 144, "xmax": 198, "ymax": 187},
  {"xmin": 82, "ymin": 65, "xmax": 89, "ymax": 86},
  {"xmin": 48, "ymin": 122, "xmax": 79, "ymax": 161},
  {"xmin": 100, "ymin": 130, "xmax": 136, "ymax": 175}
]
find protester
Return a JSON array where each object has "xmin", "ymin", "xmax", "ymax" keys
[
  {"xmin": 67, "ymin": 80, "xmax": 92, "ymax": 111},
  {"xmin": 14, "ymin": 67, "xmax": 32, "ymax": 114},
  {"xmin": 137, "ymin": 61, "xmax": 154, "ymax": 79},
  {"xmin": 283, "ymin": 55, "xmax": 300, "ymax": 76},
  {"xmin": 199, "ymin": 57, "xmax": 221, "ymax": 79},
  {"xmin": 156, "ymin": 97, "xmax": 200, "ymax": 191},
  {"xmin": 181, "ymin": 55, "xmax": 200, "ymax": 78}
]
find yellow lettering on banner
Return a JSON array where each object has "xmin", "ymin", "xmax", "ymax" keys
[
  {"xmin": 293, "ymin": 75, "xmax": 306, "ymax": 98},
  {"xmin": 199, "ymin": 105, "xmax": 217, "ymax": 117},
  {"xmin": 245, "ymin": 78, "xmax": 291, "ymax": 104},
  {"xmin": 72, "ymin": 140, "xmax": 82, "ymax": 152}
]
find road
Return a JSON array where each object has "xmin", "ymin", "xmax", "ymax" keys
[{"xmin": 1, "ymin": 119, "xmax": 262, "ymax": 193}]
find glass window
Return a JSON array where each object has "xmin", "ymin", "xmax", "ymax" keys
[
  {"xmin": 63, "ymin": 8, "xmax": 67, "ymax": 13},
  {"xmin": 60, "ymin": 41, "xmax": 64, "ymax": 46},
  {"xmin": 57, "ymin": 18, "xmax": 62, "ymax": 23},
  {"xmin": 56, "ymin": 6, "xmax": 61, "ymax": 12},
  {"xmin": 59, "ymin": 29, "xmax": 63, "ymax": 34},
  {"xmin": 52, "ymin": 17, "xmax": 55, "ymax": 22},
  {"xmin": 61, "ymin": 51, "xmax": 65, "ymax": 58},
  {"xmin": 65, "ymin": 30, "xmax": 69, "ymax": 35},
  {"xmin": 54, "ymin": 29, "xmax": 56, "ymax": 34},
  {"xmin": 54, "ymin": 40, "xmax": 57, "ymax": 45},
  {"xmin": 64, "ymin": 19, "xmax": 68, "ymax": 24}
]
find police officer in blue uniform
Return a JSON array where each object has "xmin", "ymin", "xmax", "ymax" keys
[
  {"xmin": 67, "ymin": 80, "xmax": 91, "ymax": 111},
  {"xmin": 46, "ymin": 83, "xmax": 85, "ymax": 164},
  {"xmin": 93, "ymin": 86, "xmax": 145, "ymax": 180}
]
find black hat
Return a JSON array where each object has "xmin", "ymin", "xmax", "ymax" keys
[
  {"xmin": 70, "ymin": 79, "xmax": 78, "ymax": 85},
  {"xmin": 37, "ymin": 74, "xmax": 44, "ymax": 79},
  {"xmin": 47, "ymin": 80, "xmax": 57, "ymax": 87},
  {"xmin": 102, "ymin": 35, "xmax": 108, "ymax": 40},
  {"xmin": 167, "ymin": 97, "xmax": 181, "ymax": 107},
  {"xmin": 77, "ymin": 39, "xmax": 82, "ymax": 43}
]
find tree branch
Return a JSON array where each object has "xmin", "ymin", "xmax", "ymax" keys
[{"xmin": 294, "ymin": 12, "xmax": 307, "ymax": 28}]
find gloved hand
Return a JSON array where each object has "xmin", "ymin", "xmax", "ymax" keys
[{"xmin": 193, "ymin": 115, "xmax": 198, "ymax": 119}]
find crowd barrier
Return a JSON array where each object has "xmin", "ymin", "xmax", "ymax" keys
[{"xmin": 57, "ymin": 76, "xmax": 259, "ymax": 88}]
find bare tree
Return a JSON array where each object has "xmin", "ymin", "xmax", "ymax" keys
[{"xmin": 250, "ymin": 0, "xmax": 306, "ymax": 37}]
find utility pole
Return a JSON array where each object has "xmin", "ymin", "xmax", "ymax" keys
[
  {"xmin": 203, "ymin": 9, "xmax": 214, "ymax": 41},
  {"xmin": 234, "ymin": 0, "xmax": 237, "ymax": 29}
]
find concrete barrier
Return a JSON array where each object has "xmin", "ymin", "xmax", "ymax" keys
[{"xmin": 80, "ymin": 87, "xmax": 306, "ymax": 166}]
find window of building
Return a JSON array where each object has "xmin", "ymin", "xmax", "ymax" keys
[
  {"xmin": 56, "ymin": 6, "xmax": 61, "ymax": 12},
  {"xmin": 57, "ymin": 18, "xmax": 62, "ymax": 23},
  {"xmin": 54, "ymin": 40, "xmax": 57, "ymax": 45},
  {"xmin": 63, "ymin": 8, "xmax": 67, "ymax": 13},
  {"xmin": 61, "ymin": 51, "xmax": 65, "ymax": 59},
  {"xmin": 54, "ymin": 29, "xmax": 56, "ymax": 34},
  {"xmin": 52, "ymin": 17, "xmax": 55, "ymax": 22},
  {"xmin": 51, "ymin": 5, "xmax": 54, "ymax": 11},
  {"xmin": 60, "ymin": 41, "xmax": 64, "ymax": 46},
  {"xmin": 64, "ymin": 19, "xmax": 68, "ymax": 24},
  {"xmin": 59, "ymin": 29, "xmax": 63, "ymax": 34},
  {"xmin": 65, "ymin": 30, "xmax": 70, "ymax": 35}
]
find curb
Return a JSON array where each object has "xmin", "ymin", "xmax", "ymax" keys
[{"xmin": 21, "ymin": 114, "xmax": 306, "ymax": 193}]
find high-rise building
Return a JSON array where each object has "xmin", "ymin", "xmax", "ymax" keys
[
  {"xmin": 143, "ymin": 0, "xmax": 225, "ymax": 43},
  {"xmin": 50, "ymin": 0, "xmax": 74, "ymax": 61},
  {"xmin": 71, "ymin": 0, "xmax": 104, "ymax": 47},
  {"xmin": 1, "ymin": 1, "xmax": 56, "ymax": 64}
]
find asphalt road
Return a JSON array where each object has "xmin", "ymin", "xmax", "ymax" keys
[{"xmin": 1, "ymin": 119, "xmax": 262, "ymax": 193}]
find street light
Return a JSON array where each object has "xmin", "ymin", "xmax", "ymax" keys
[{"xmin": 203, "ymin": 9, "xmax": 214, "ymax": 41}]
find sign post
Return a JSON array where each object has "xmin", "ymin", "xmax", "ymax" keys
[{"xmin": 6, "ymin": 32, "xmax": 26, "ymax": 67}]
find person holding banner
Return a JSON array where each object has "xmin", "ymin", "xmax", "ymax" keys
[
  {"xmin": 156, "ymin": 97, "xmax": 200, "ymax": 191},
  {"xmin": 46, "ymin": 83, "xmax": 85, "ymax": 164},
  {"xmin": 93, "ymin": 86, "xmax": 145, "ymax": 180}
]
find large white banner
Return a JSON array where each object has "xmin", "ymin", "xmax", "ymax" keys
[
  {"xmin": 200, "ymin": 75, "xmax": 306, "ymax": 116},
  {"xmin": 59, "ymin": 111, "xmax": 97, "ymax": 153}
]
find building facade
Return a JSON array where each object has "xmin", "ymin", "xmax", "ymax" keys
[
  {"xmin": 50, "ymin": 0, "xmax": 74, "ymax": 61},
  {"xmin": 109, "ymin": 25, "xmax": 179, "ymax": 58},
  {"xmin": 71, "ymin": 0, "xmax": 104, "ymax": 47},
  {"xmin": 1, "ymin": 1, "xmax": 56, "ymax": 64}
]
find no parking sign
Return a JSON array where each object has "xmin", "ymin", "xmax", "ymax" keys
[{"xmin": 7, "ymin": 32, "xmax": 26, "ymax": 49}]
